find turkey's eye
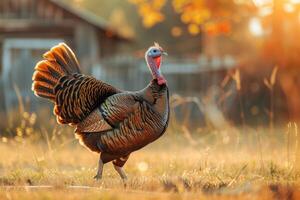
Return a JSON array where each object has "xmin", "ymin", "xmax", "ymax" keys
[{"xmin": 153, "ymin": 49, "xmax": 157, "ymax": 53}]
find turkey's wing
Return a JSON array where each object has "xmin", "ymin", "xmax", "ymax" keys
[
  {"xmin": 54, "ymin": 74, "xmax": 119, "ymax": 124},
  {"xmin": 100, "ymin": 93, "xmax": 139, "ymax": 127},
  {"xmin": 75, "ymin": 108, "xmax": 113, "ymax": 132}
]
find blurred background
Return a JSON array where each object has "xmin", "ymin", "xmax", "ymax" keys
[
  {"xmin": 0, "ymin": 0, "xmax": 300, "ymax": 136},
  {"xmin": 1, "ymin": 2, "xmax": 300, "ymax": 195}
]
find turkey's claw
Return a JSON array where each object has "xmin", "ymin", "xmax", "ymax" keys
[
  {"xmin": 123, "ymin": 178, "xmax": 128, "ymax": 188},
  {"xmin": 93, "ymin": 174, "xmax": 102, "ymax": 180}
]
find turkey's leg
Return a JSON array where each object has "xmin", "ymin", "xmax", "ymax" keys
[
  {"xmin": 94, "ymin": 154, "xmax": 104, "ymax": 180},
  {"xmin": 113, "ymin": 154, "xmax": 130, "ymax": 181},
  {"xmin": 113, "ymin": 165, "xmax": 127, "ymax": 180}
]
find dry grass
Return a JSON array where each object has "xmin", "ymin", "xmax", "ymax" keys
[
  {"xmin": 0, "ymin": 126, "xmax": 299, "ymax": 199},
  {"xmin": 0, "ymin": 90, "xmax": 299, "ymax": 199}
]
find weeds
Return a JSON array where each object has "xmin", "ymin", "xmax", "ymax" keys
[
  {"xmin": 264, "ymin": 66, "xmax": 278, "ymax": 135},
  {"xmin": 231, "ymin": 69, "xmax": 246, "ymax": 132}
]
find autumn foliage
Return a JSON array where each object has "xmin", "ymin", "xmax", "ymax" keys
[{"xmin": 128, "ymin": 0, "xmax": 232, "ymax": 36}]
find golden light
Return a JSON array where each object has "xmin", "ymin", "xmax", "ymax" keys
[
  {"xmin": 188, "ymin": 24, "xmax": 200, "ymax": 35},
  {"xmin": 171, "ymin": 26, "xmax": 182, "ymax": 37},
  {"xmin": 2, "ymin": 137, "xmax": 8, "ymax": 143},
  {"xmin": 73, "ymin": 0, "xmax": 83, "ymax": 4},
  {"xmin": 290, "ymin": 0, "xmax": 300, "ymax": 4},
  {"xmin": 249, "ymin": 17, "xmax": 264, "ymax": 36},
  {"xmin": 137, "ymin": 161, "xmax": 149, "ymax": 172},
  {"xmin": 284, "ymin": 3, "xmax": 295, "ymax": 12},
  {"xmin": 258, "ymin": 6, "xmax": 273, "ymax": 16},
  {"xmin": 253, "ymin": 0, "xmax": 300, "ymax": 7},
  {"xmin": 252, "ymin": 0, "xmax": 273, "ymax": 7}
]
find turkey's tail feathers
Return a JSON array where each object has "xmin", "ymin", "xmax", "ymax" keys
[{"xmin": 32, "ymin": 43, "xmax": 81, "ymax": 101}]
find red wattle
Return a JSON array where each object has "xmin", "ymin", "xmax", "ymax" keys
[
  {"xmin": 154, "ymin": 56, "xmax": 161, "ymax": 68},
  {"xmin": 157, "ymin": 76, "xmax": 166, "ymax": 85}
]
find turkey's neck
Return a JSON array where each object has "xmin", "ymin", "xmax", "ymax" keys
[
  {"xmin": 146, "ymin": 56, "xmax": 166, "ymax": 85},
  {"xmin": 140, "ymin": 80, "xmax": 169, "ymax": 123}
]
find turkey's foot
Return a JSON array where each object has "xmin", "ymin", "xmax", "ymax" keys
[
  {"xmin": 93, "ymin": 174, "xmax": 102, "ymax": 180},
  {"xmin": 123, "ymin": 177, "xmax": 128, "ymax": 188}
]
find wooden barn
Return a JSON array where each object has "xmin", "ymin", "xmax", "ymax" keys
[{"xmin": 0, "ymin": 0, "xmax": 130, "ymax": 113}]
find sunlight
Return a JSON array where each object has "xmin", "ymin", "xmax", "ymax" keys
[
  {"xmin": 258, "ymin": 6, "xmax": 273, "ymax": 16},
  {"xmin": 284, "ymin": 3, "xmax": 295, "ymax": 12},
  {"xmin": 253, "ymin": 0, "xmax": 299, "ymax": 15},
  {"xmin": 253, "ymin": 0, "xmax": 300, "ymax": 7},
  {"xmin": 252, "ymin": 0, "xmax": 273, "ymax": 7},
  {"xmin": 249, "ymin": 17, "xmax": 264, "ymax": 36},
  {"xmin": 290, "ymin": 0, "xmax": 300, "ymax": 4},
  {"xmin": 137, "ymin": 161, "xmax": 149, "ymax": 172}
]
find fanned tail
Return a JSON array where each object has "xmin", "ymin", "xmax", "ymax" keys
[{"xmin": 32, "ymin": 43, "xmax": 81, "ymax": 101}]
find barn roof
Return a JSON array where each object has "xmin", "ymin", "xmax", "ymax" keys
[{"xmin": 49, "ymin": 0, "xmax": 131, "ymax": 41}]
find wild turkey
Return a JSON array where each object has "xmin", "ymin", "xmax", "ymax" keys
[{"xmin": 32, "ymin": 42, "xmax": 169, "ymax": 181}]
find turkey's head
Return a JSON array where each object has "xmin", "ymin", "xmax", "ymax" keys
[{"xmin": 145, "ymin": 42, "xmax": 168, "ymax": 85}]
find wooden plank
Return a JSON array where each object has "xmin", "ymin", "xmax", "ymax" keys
[
  {"xmin": 0, "ymin": 19, "xmax": 77, "ymax": 29},
  {"xmin": 54, "ymin": 8, "xmax": 63, "ymax": 21},
  {"xmin": 0, "ymin": 1, "xmax": 2, "ymax": 18},
  {"xmin": 37, "ymin": 0, "xmax": 44, "ymax": 19},
  {"xmin": 45, "ymin": 3, "xmax": 54, "ymax": 19},
  {"xmin": 28, "ymin": 0, "xmax": 35, "ymax": 19},
  {"xmin": 20, "ymin": 0, "xmax": 28, "ymax": 18},
  {"xmin": 11, "ymin": 0, "xmax": 18, "ymax": 18},
  {"xmin": 2, "ymin": 38, "xmax": 64, "ymax": 49},
  {"xmin": 3, "ymin": 0, "xmax": 9, "ymax": 18}
]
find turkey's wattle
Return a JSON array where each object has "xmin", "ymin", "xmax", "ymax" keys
[
  {"xmin": 32, "ymin": 42, "xmax": 169, "ymax": 182},
  {"xmin": 154, "ymin": 56, "xmax": 161, "ymax": 68}
]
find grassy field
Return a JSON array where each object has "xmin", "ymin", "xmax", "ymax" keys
[{"xmin": 0, "ymin": 124, "xmax": 300, "ymax": 199}]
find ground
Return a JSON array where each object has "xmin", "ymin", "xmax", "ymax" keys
[{"xmin": 0, "ymin": 130, "xmax": 299, "ymax": 199}]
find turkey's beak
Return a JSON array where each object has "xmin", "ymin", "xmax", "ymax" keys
[{"xmin": 162, "ymin": 51, "xmax": 168, "ymax": 56}]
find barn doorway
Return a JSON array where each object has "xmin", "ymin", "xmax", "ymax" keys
[{"xmin": 1, "ymin": 38, "xmax": 63, "ymax": 115}]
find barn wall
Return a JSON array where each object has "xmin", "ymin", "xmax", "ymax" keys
[
  {"xmin": 0, "ymin": 42, "xmax": 5, "ymax": 112},
  {"xmin": 98, "ymin": 32, "xmax": 118, "ymax": 57},
  {"xmin": 74, "ymin": 23, "xmax": 100, "ymax": 72}
]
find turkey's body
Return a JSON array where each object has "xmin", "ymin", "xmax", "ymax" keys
[
  {"xmin": 32, "ymin": 43, "xmax": 169, "ymax": 180},
  {"xmin": 76, "ymin": 80, "xmax": 169, "ymax": 158}
]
